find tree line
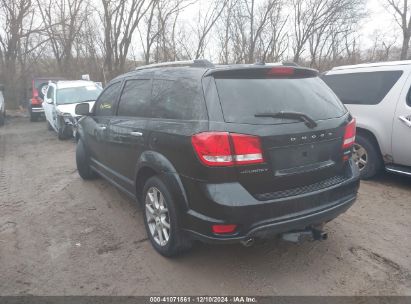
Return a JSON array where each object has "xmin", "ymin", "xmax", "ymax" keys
[{"xmin": 0, "ymin": 0, "xmax": 409, "ymax": 108}]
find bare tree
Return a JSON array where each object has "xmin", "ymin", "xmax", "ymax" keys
[
  {"xmin": 36, "ymin": 0, "xmax": 89, "ymax": 75},
  {"xmin": 0, "ymin": 0, "xmax": 41, "ymax": 107},
  {"xmin": 191, "ymin": 0, "xmax": 228, "ymax": 59},
  {"xmin": 100, "ymin": 0, "xmax": 154, "ymax": 78},
  {"xmin": 291, "ymin": 0, "xmax": 363, "ymax": 63},
  {"xmin": 139, "ymin": 0, "xmax": 194, "ymax": 64},
  {"xmin": 221, "ymin": 0, "xmax": 285, "ymax": 64},
  {"xmin": 386, "ymin": 0, "xmax": 411, "ymax": 59}
]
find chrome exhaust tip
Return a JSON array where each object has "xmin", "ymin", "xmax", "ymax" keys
[{"xmin": 241, "ymin": 237, "xmax": 255, "ymax": 247}]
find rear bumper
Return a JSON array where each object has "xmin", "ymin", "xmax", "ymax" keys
[
  {"xmin": 185, "ymin": 194, "xmax": 356, "ymax": 243},
  {"xmin": 29, "ymin": 106, "xmax": 44, "ymax": 113},
  {"xmin": 181, "ymin": 160, "xmax": 360, "ymax": 243}
]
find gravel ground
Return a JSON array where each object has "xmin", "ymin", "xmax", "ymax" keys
[{"xmin": 0, "ymin": 117, "xmax": 410, "ymax": 296}]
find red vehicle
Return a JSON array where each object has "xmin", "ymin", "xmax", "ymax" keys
[{"xmin": 29, "ymin": 77, "xmax": 63, "ymax": 121}]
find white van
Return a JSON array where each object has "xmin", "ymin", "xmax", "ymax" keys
[{"xmin": 323, "ymin": 61, "xmax": 411, "ymax": 179}]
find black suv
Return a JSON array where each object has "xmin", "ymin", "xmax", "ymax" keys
[{"xmin": 75, "ymin": 60, "xmax": 360, "ymax": 256}]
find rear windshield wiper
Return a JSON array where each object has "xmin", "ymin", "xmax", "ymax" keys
[{"xmin": 254, "ymin": 111, "xmax": 318, "ymax": 128}]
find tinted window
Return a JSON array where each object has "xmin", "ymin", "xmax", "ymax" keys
[
  {"xmin": 407, "ymin": 86, "xmax": 411, "ymax": 107},
  {"xmin": 94, "ymin": 82, "xmax": 121, "ymax": 116},
  {"xmin": 214, "ymin": 77, "xmax": 346, "ymax": 124},
  {"xmin": 151, "ymin": 79, "xmax": 207, "ymax": 120},
  {"xmin": 117, "ymin": 79, "xmax": 152, "ymax": 117},
  {"xmin": 322, "ymin": 71, "xmax": 403, "ymax": 105}
]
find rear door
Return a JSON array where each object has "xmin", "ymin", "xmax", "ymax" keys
[
  {"xmin": 209, "ymin": 67, "xmax": 350, "ymax": 198},
  {"xmin": 392, "ymin": 70, "xmax": 411, "ymax": 166},
  {"xmin": 106, "ymin": 77, "xmax": 153, "ymax": 193}
]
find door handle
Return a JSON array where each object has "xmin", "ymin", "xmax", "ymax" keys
[
  {"xmin": 130, "ymin": 131, "xmax": 143, "ymax": 137},
  {"xmin": 98, "ymin": 126, "xmax": 107, "ymax": 131},
  {"xmin": 399, "ymin": 115, "xmax": 411, "ymax": 128}
]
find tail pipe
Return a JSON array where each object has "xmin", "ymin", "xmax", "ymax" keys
[{"xmin": 240, "ymin": 237, "xmax": 255, "ymax": 247}]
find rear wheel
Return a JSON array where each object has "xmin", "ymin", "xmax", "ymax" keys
[
  {"xmin": 47, "ymin": 120, "xmax": 53, "ymax": 131},
  {"xmin": 0, "ymin": 109, "xmax": 4, "ymax": 126},
  {"xmin": 353, "ymin": 134, "xmax": 382, "ymax": 179},
  {"xmin": 76, "ymin": 139, "xmax": 97, "ymax": 180},
  {"xmin": 30, "ymin": 113, "xmax": 38, "ymax": 122},
  {"xmin": 143, "ymin": 176, "xmax": 191, "ymax": 257}
]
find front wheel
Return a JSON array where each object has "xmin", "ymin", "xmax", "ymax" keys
[
  {"xmin": 76, "ymin": 139, "xmax": 97, "ymax": 180},
  {"xmin": 143, "ymin": 176, "xmax": 191, "ymax": 257},
  {"xmin": 57, "ymin": 119, "xmax": 72, "ymax": 140},
  {"xmin": 0, "ymin": 109, "xmax": 4, "ymax": 126},
  {"xmin": 47, "ymin": 120, "xmax": 53, "ymax": 131},
  {"xmin": 353, "ymin": 134, "xmax": 382, "ymax": 179}
]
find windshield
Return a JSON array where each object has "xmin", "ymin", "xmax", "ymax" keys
[
  {"xmin": 214, "ymin": 77, "xmax": 346, "ymax": 125},
  {"xmin": 56, "ymin": 85, "xmax": 102, "ymax": 105}
]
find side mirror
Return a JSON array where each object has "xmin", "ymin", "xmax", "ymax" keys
[{"xmin": 75, "ymin": 103, "xmax": 91, "ymax": 116}]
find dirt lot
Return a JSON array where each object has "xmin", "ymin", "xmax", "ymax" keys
[{"xmin": 0, "ymin": 117, "xmax": 410, "ymax": 296}]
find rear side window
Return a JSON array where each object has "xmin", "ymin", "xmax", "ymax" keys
[
  {"xmin": 117, "ymin": 79, "xmax": 152, "ymax": 117},
  {"xmin": 214, "ymin": 77, "xmax": 346, "ymax": 124},
  {"xmin": 94, "ymin": 82, "xmax": 121, "ymax": 116},
  {"xmin": 322, "ymin": 71, "xmax": 403, "ymax": 105},
  {"xmin": 151, "ymin": 79, "xmax": 207, "ymax": 120}
]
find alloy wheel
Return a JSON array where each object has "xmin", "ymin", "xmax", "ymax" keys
[
  {"xmin": 353, "ymin": 143, "xmax": 368, "ymax": 171},
  {"xmin": 145, "ymin": 187, "xmax": 171, "ymax": 247}
]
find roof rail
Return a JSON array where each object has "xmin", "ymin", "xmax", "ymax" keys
[{"xmin": 135, "ymin": 59, "xmax": 214, "ymax": 71}]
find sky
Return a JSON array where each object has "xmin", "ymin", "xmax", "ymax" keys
[
  {"xmin": 176, "ymin": 0, "xmax": 401, "ymax": 57},
  {"xmin": 360, "ymin": 0, "xmax": 398, "ymax": 48}
]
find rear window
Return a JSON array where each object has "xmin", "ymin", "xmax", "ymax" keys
[
  {"xmin": 214, "ymin": 77, "xmax": 346, "ymax": 124},
  {"xmin": 322, "ymin": 71, "xmax": 403, "ymax": 105}
]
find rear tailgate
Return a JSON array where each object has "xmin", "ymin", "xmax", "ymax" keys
[{"xmin": 210, "ymin": 66, "xmax": 352, "ymax": 199}]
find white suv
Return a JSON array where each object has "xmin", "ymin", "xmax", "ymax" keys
[
  {"xmin": 323, "ymin": 60, "xmax": 411, "ymax": 179},
  {"xmin": 43, "ymin": 80, "xmax": 102, "ymax": 139}
]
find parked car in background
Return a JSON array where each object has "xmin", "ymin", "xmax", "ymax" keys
[
  {"xmin": 43, "ymin": 80, "xmax": 102, "ymax": 139},
  {"xmin": 0, "ymin": 88, "xmax": 5, "ymax": 126},
  {"xmin": 322, "ymin": 61, "xmax": 411, "ymax": 179},
  {"xmin": 75, "ymin": 60, "xmax": 360, "ymax": 256},
  {"xmin": 29, "ymin": 77, "xmax": 63, "ymax": 122}
]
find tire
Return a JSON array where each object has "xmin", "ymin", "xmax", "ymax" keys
[
  {"xmin": 142, "ymin": 176, "xmax": 192, "ymax": 257},
  {"xmin": 76, "ymin": 139, "xmax": 97, "ymax": 180},
  {"xmin": 58, "ymin": 126, "xmax": 67, "ymax": 140},
  {"xmin": 353, "ymin": 133, "xmax": 382, "ymax": 179},
  {"xmin": 57, "ymin": 119, "xmax": 72, "ymax": 140},
  {"xmin": 47, "ymin": 120, "xmax": 53, "ymax": 131},
  {"xmin": 30, "ymin": 113, "xmax": 38, "ymax": 122},
  {"xmin": 0, "ymin": 110, "xmax": 4, "ymax": 126}
]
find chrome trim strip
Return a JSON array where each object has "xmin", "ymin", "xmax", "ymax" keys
[{"xmin": 385, "ymin": 167, "xmax": 411, "ymax": 176}]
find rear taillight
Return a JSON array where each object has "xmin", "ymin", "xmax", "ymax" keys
[
  {"xmin": 212, "ymin": 224, "xmax": 237, "ymax": 234},
  {"xmin": 31, "ymin": 97, "xmax": 42, "ymax": 105},
  {"xmin": 191, "ymin": 132, "xmax": 264, "ymax": 167},
  {"xmin": 342, "ymin": 119, "xmax": 356, "ymax": 161},
  {"xmin": 231, "ymin": 134, "xmax": 264, "ymax": 165},
  {"xmin": 342, "ymin": 119, "xmax": 356, "ymax": 149}
]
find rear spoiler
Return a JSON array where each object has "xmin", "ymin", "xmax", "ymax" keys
[{"xmin": 205, "ymin": 66, "xmax": 319, "ymax": 79}]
